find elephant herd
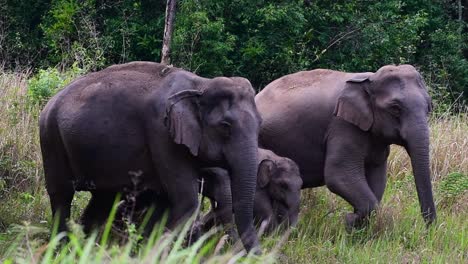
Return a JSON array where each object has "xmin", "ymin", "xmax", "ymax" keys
[{"xmin": 39, "ymin": 61, "xmax": 436, "ymax": 252}]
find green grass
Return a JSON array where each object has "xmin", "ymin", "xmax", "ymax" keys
[
  {"xmin": 0, "ymin": 203, "xmax": 278, "ymax": 263},
  {"xmin": 0, "ymin": 69, "xmax": 467, "ymax": 263},
  {"xmin": 277, "ymin": 182, "xmax": 467, "ymax": 263}
]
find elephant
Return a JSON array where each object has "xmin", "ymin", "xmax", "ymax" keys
[
  {"xmin": 255, "ymin": 64, "xmax": 436, "ymax": 230},
  {"xmin": 39, "ymin": 61, "xmax": 262, "ymax": 252},
  {"xmin": 200, "ymin": 148, "xmax": 303, "ymax": 234}
]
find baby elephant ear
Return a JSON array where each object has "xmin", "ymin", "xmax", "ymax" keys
[
  {"xmin": 165, "ymin": 89, "xmax": 203, "ymax": 156},
  {"xmin": 257, "ymin": 159, "xmax": 276, "ymax": 188},
  {"xmin": 334, "ymin": 76, "xmax": 374, "ymax": 131}
]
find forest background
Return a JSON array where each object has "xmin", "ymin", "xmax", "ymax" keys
[{"xmin": 1, "ymin": 0, "xmax": 467, "ymax": 109}]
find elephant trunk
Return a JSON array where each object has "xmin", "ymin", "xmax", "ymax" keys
[
  {"xmin": 287, "ymin": 196, "xmax": 301, "ymax": 227},
  {"xmin": 226, "ymin": 138, "xmax": 260, "ymax": 253},
  {"xmin": 405, "ymin": 122, "xmax": 436, "ymax": 225}
]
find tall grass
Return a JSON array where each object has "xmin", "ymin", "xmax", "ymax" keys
[
  {"xmin": 1, "ymin": 205, "xmax": 277, "ymax": 263},
  {"xmin": 0, "ymin": 70, "xmax": 42, "ymax": 188},
  {"xmin": 0, "ymin": 69, "xmax": 467, "ymax": 263},
  {"xmin": 0, "ymin": 71, "xmax": 51, "ymax": 231},
  {"xmin": 387, "ymin": 111, "xmax": 468, "ymax": 180}
]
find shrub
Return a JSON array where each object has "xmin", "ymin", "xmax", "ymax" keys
[
  {"xmin": 27, "ymin": 66, "xmax": 83, "ymax": 106},
  {"xmin": 439, "ymin": 172, "xmax": 468, "ymax": 198},
  {"xmin": 27, "ymin": 68, "xmax": 63, "ymax": 105}
]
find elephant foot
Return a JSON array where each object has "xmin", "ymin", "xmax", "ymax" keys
[
  {"xmin": 345, "ymin": 213, "xmax": 367, "ymax": 232},
  {"xmin": 225, "ymin": 226, "xmax": 239, "ymax": 243}
]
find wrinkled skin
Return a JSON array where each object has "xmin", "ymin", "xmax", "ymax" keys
[
  {"xmin": 40, "ymin": 61, "xmax": 262, "ymax": 252},
  {"xmin": 256, "ymin": 65, "xmax": 436, "ymax": 229},
  {"xmin": 201, "ymin": 148, "xmax": 302, "ymax": 234}
]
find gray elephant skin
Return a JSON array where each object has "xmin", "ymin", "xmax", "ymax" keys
[
  {"xmin": 201, "ymin": 148, "xmax": 302, "ymax": 234},
  {"xmin": 256, "ymin": 64, "xmax": 436, "ymax": 229},
  {"xmin": 39, "ymin": 61, "xmax": 262, "ymax": 251}
]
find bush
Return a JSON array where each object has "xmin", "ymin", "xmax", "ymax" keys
[
  {"xmin": 438, "ymin": 172, "xmax": 468, "ymax": 210},
  {"xmin": 439, "ymin": 172, "xmax": 468, "ymax": 198},
  {"xmin": 27, "ymin": 66, "xmax": 83, "ymax": 106},
  {"xmin": 27, "ymin": 68, "xmax": 63, "ymax": 105}
]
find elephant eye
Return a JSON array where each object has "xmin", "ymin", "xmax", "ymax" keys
[
  {"xmin": 388, "ymin": 103, "xmax": 401, "ymax": 117},
  {"xmin": 219, "ymin": 121, "xmax": 232, "ymax": 137}
]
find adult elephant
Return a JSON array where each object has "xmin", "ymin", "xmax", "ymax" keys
[
  {"xmin": 39, "ymin": 61, "xmax": 262, "ymax": 252},
  {"xmin": 256, "ymin": 65, "xmax": 436, "ymax": 230}
]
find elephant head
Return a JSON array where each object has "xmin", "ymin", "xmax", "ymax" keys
[
  {"xmin": 334, "ymin": 64, "xmax": 436, "ymax": 224},
  {"xmin": 255, "ymin": 149, "xmax": 302, "ymax": 233},
  {"xmin": 164, "ymin": 72, "xmax": 262, "ymax": 251}
]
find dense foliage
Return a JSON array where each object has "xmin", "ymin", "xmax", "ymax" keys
[{"xmin": 1, "ymin": 0, "xmax": 467, "ymax": 107}]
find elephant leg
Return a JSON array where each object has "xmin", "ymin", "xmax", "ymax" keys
[
  {"xmin": 143, "ymin": 195, "xmax": 170, "ymax": 236},
  {"xmin": 214, "ymin": 204, "xmax": 238, "ymax": 241},
  {"xmin": 43, "ymin": 142, "xmax": 75, "ymax": 234},
  {"xmin": 215, "ymin": 203, "xmax": 233, "ymax": 227},
  {"xmin": 325, "ymin": 154, "xmax": 379, "ymax": 231},
  {"xmin": 166, "ymin": 186, "xmax": 199, "ymax": 228},
  {"xmin": 153, "ymin": 167, "xmax": 200, "ymax": 232},
  {"xmin": 214, "ymin": 192, "xmax": 234, "ymax": 229},
  {"xmin": 365, "ymin": 162, "xmax": 387, "ymax": 202},
  {"xmin": 81, "ymin": 191, "xmax": 119, "ymax": 234},
  {"xmin": 49, "ymin": 188, "xmax": 74, "ymax": 234},
  {"xmin": 326, "ymin": 177, "xmax": 379, "ymax": 231},
  {"xmin": 165, "ymin": 178, "xmax": 200, "ymax": 244},
  {"xmin": 201, "ymin": 168, "xmax": 234, "ymax": 231},
  {"xmin": 148, "ymin": 139, "xmax": 201, "ymax": 242}
]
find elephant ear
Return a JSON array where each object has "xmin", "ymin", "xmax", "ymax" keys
[
  {"xmin": 334, "ymin": 76, "xmax": 374, "ymax": 131},
  {"xmin": 257, "ymin": 159, "xmax": 276, "ymax": 188},
  {"xmin": 165, "ymin": 89, "xmax": 203, "ymax": 156}
]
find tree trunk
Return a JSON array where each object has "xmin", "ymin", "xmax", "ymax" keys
[
  {"xmin": 462, "ymin": 0, "xmax": 468, "ymax": 59},
  {"xmin": 458, "ymin": 0, "xmax": 462, "ymax": 38},
  {"xmin": 161, "ymin": 0, "xmax": 177, "ymax": 65}
]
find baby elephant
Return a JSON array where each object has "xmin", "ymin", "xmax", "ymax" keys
[{"xmin": 201, "ymin": 148, "xmax": 302, "ymax": 234}]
